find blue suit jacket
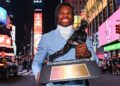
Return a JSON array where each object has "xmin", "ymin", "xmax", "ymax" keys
[{"xmin": 32, "ymin": 28, "xmax": 99, "ymax": 86}]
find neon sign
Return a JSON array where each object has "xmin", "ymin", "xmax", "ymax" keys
[{"xmin": 104, "ymin": 43, "xmax": 120, "ymax": 51}]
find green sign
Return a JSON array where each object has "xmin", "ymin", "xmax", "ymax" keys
[{"xmin": 104, "ymin": 43, "xmax": 120, "ymax": 51}]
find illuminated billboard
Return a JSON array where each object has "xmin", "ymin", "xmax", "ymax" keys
[
  {"xmin": 34, "ymin": 12, "xmax": 42, "ymax": 54},
  {"xmin": 34, "ymin": 13, "xmax": 42, "ymax": 34},
  {"xmin": 33, "ymin": 0, "xmax": 42, "ymax": 3},
  {"xmin": 34, "ymin": 34, "xmax": 42, "ymax": 54},
  {"xmin": 73, "ymin": 15, "xmax": 81, "ymax": 29},
  {"xmin": 0, "ymin": 35, "xmax": 12, "ymax": 47},
  {"xmin": 98, "ymin": 8, "xmax": 120, "ymax": 47},
  {"xmin": 11, "ymin": 25, "xmax": 17, "ymax": 55},
  {"xmin": 0, "ymin": 47, "xmax": 14, "ymax": 57},
  {"xmin": 86, "ymin": 0, "xmax": 107, "ymax": 22},
  {"xmin": 0, "ymin": 35, "xmax": 14, "ymax": 57},
  {"xmin": 0, "ymin": 7, "xmax": 7, "ymax": 24}
]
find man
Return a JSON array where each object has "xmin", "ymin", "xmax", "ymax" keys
[
  {"xmin": 32, "ymin": 2, "xmax": 98, "ymax": 86},
  {"xmin": 116, "ymin": 24, "xmax": 120, "ymax": 34}
]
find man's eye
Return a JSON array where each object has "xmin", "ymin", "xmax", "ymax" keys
[{"xmin": 68, "ymin": 12, "xmax": 72, "ymax": 14}]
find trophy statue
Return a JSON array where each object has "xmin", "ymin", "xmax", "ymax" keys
[{"xmin": 48, "ymin": 19, "xmax": 88, "ymax": 62}]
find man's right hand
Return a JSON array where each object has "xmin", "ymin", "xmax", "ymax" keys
[{"xmin": 36, "ymin": 72, "xmax": 40, "ymax": 86}]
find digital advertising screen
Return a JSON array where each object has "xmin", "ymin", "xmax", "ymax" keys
[
  {"xmin": 0, "ymin": 7, "xmax": 7, "ymax": 24},
  {"xmin": 98, "ymin": 8, "xmax": 120, "ymax": 47},
  {"xmin": 0, "ymin": 35, "xmax": 12, "ymax": 47},
  {"xmin": 34, "ymin": 12, "xmax": 42, "ymax": 54},
  {"xmin": 34, "ymin": 12, "xmax": 42, "ymax": 34}
]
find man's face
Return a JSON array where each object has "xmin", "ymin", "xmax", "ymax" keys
[{"xmin": 57, "ymin": 6, "xmax": 73, "ymax": 27}]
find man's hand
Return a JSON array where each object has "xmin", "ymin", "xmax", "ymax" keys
[
  {"xmin": 76, "ymin": 43, "xmax": 91, "ymax": 59},
  {"xmin": 36, "ymin": 72, "xmax": 40, "ymax": 86},
  {"xmin": 116, "ymin": 24, "xmax": 120, "ymax": 34}
]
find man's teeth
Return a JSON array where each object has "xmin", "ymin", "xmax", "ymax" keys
[{"xmin": 62, "ymin": 19, "xmax": 68, "ymax": 22}]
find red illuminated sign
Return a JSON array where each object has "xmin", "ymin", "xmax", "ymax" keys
[
  {"xmin": 34, "ymin": 13, "xmax": 42, "ymax": 34},
  {"xmin": 0, "ymin": 35, "xmax": 11, "ymax": 47},
  {"xmin": 34, "ymin": 12, "xmax": 43, "ymax": 54}
]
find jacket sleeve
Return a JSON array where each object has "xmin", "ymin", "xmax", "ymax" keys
[{"xmin": 32, "ymin": 35, "xmax": 47, "ymax": 78}]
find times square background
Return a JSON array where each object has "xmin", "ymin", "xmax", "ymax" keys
[{"xmin": 0, "ymin": 0, "xmax": 120, "ymax": 86}]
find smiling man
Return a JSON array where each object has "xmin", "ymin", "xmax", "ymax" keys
[{"xmin": 32, "ymin": 2, "xmax": 98, "ymax": 86}]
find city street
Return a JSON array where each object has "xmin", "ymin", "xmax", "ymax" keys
[
  {"xmin": 0, "ymin": 71, "xmax": 120, "ymax": 86},
  {"xmin": 89, "ymin": 73, "xmax": 120, "ymax": 86},
  {"xmin": 0, "ymin": 70, "xmax": 36, "ymax": 86}
]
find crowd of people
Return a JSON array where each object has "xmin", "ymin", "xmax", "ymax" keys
[
  {"xmin": 14, "ymin": 55, "xmax": 33, "ymax": 72},
  {"xmin": 99, "ymin": 56, "xmax": 120, "ymax": 75}
]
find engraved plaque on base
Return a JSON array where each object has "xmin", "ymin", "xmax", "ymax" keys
[{"xmin": 50, "ymin": 64, "xmax": 90, "ymax": 81}]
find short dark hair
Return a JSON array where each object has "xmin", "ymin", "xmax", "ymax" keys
[{"xmin": 55, "ymin": 2, "xmax": 74, "ymax": 26}]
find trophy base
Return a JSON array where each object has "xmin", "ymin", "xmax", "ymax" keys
[{"xmin": 40, "ymin": 59, "xmax": 101, "ymax": 84}]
